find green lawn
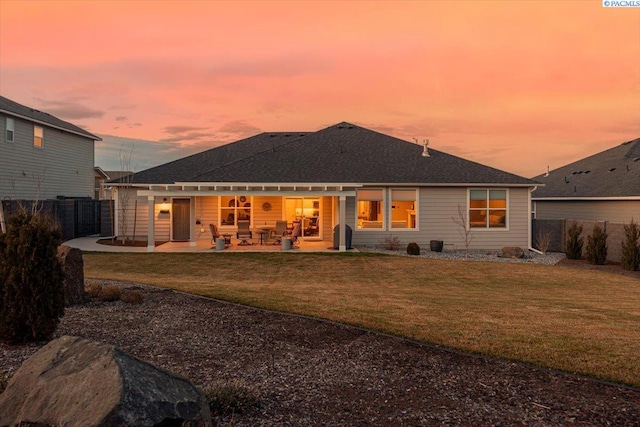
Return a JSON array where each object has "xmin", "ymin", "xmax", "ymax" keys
[{"xmin": 83, "ymin": 252, "xmax": 640, "ymax": 386}]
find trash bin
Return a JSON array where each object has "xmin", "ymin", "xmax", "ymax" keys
[
  {"xmin": 282, "ymin": 238, "xmax": 292, "ymax": 250},
  {"xmin": 333, "ymin": 224, "xmax": 353, "ymax": 249},
  {"xmin": 215, "ymin": 238, "xmax": 225, "ymax": 250}
]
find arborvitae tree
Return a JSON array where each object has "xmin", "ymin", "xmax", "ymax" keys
[
  {"xmin": 565, "ymin": 222, "xmax": 584, "ymax": 260},
  {"xmin": 0, "ymin": 209, "xmax": 65, "ymax": 343},
  {"xmin": 585, "ymin": 223, "xmax": 608, "ymax": 265},
  {"xmin": 621, "ymin": 219, "xmax": 640, "ymax": 271}
]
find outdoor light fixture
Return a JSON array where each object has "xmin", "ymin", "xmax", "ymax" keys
[{"xmin": 159, "ymin": 198, "xmax": 170, "ymax": 214}]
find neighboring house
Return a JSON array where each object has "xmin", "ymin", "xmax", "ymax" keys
[
  {"xmin": 532, "ymin": 138, "xmax": 640, "ymax": 223},
  {"xmin": 94, "ymin": 167, "xmax": 132, "ymax": 200},
  {"xmin": 0, "ymin": 95, "xmax": 101, "ymax": 201},
  {"xmin": 109, "ymin": 122, "xmax": 539, "ymax": 252}
]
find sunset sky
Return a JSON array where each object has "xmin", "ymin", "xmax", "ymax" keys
[{"xmin": 1, "ymin": 0, "xmax": 639, "ymax": 177}]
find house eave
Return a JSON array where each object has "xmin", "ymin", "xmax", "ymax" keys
[{"xmin": 0, "ymin": 108, "xmax": 102, "ymax": 141}]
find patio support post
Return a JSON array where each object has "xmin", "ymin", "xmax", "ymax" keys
[
  {"xmin": 189, "ymin": 197, "xmax": 196, "ymax": 247},
  {"xmin": 339, "ymin": 195, "xmax": 346, "ymax": 252},
  {"xmin": 147, "ymin": 195, "xmax": 155, "ymax": 252}
]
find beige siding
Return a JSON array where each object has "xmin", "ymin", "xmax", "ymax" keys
[
  {"xmin": 535, "ymin": 200, "xmax": 640, "ymax": 224},
  {"xmin": 0, "ymin": 113, "xmax": 95, "ymax": 200},
  {"xmin": 351, "ymin": 187, "xmax": 530, "ymax": 250}
]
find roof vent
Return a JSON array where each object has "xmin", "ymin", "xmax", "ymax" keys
[
  {"xmin": 422, "ymin": 139, "xmax": 430, "ymax": 157},
  {"xmin": 634, "ymin": 157, "xmax": 640, "ymax": 162},
  {"xmin": 564, "ymin": 176, "xmax": 569, "ymax": 183},
  {"xmin": 584, "ymin": 170, "xmax": 591, "ymax": 174},
  {"xmin": 544, "ymin": 166, "xmax": 549, "ymax": 177},
  {"xmin": 609, "ymin": 167, "xmax": 616, "ymax": 172}
]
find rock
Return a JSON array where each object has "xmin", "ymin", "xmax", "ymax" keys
[
  {"xmin": 0, "ymin": 336, "xmax": 212, "ymax": 427},
  {"xmin": 501, "ymin": 246, "xmax": 525, "ymax": 258},
  {"xmin": 57, "ymin": 245, "xmax": 87, "ymax": 306}
]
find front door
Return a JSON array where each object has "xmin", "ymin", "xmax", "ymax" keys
[{"xmin": 172, "ymin": 198, "xmax": 190, "ymax": 241}]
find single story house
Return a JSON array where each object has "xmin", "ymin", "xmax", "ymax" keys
[
  {"xmin": 532, "ymin": 137, "xmax": 640, "ymax": 224},
  {"xmin": 108, "ymin": 122, "xmax": 539, "ymax": 252}
]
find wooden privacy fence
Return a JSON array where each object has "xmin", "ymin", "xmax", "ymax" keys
[
  {"xmin": 1, "ymin": 199, "xmax": 104, "ymax": 241},
  {"xmin": 532, "ymin": 218, "xmax": 630, "ymax": 262}
]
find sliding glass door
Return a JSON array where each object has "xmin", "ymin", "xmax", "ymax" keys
[{"xmin": 284, "ymin": 197, "xmax": 321, "ymax": 240}]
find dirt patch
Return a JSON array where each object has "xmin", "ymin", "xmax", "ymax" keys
[
  {"xmin": 1, "ymin": 281, "xmax": 638, "ymax": 426},
  {"xmin": 96, "ymin": 238, "xmax": 167, "ymax": 247}
]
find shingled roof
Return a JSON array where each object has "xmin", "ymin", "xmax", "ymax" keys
[
  {"xmin": 125, "ymin": 122, "xmax": 535, "ymax": 186},
  {"xmin": 532, "ymin": 138, "xmax": 640, "ymax": 198},
  {"xmin": 0, "ymin": 95, "xmax": 101, "ymax": 141}
]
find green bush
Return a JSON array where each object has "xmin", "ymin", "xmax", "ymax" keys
[
  {"xmin": 585, "ymin": 223, "xmax": 608, "ymax": 265},
  {"xmin": 621, "ymin": 219, "xmax": 640, "ymax": 271},
  {"xmin": 204, "ymin": 381, "xmax": 260, "ymax": 416},
  {"xmin": 565, "ymin": 222, "xmax": 584, "ymax": 260},
  {"xmin": 406, "ymin": 242, "xmax": 420, "ymax": 255},
  {"xmin": 0, "ymin": 210, "xmax": 64, "ymax": 343}
]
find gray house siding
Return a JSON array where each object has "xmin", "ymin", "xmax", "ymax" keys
[
  {"xmin": 534, "ymin": 200, "xmax": 640, "ymax": 224},
  {"xmin": 351, "ymin": 186, "xmax": 530, "ymax": 250},
  {"xmin": 0, "ymin": 112, "xmax": 95, "ymax": 200}
]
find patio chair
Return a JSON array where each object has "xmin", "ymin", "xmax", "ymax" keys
[
  {"xmin": 209, "ymin": 223, "xmax": 231, "ymax": 248},
  {"xmin": 284, "ymin": 221, "xmax": 301, "ymax": 248},
  {"xmin": 236, "ymin": 220, "xmax": 253, "ymax": 246},
  {"xmin": 270, "ymin": 220, "xmax": 288, "ymax": 245}
]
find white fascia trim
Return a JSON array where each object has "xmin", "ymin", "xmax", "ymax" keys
[
  {"xmin": 359, "ymin": 182, "xmax": 541, "ymax": 188},
  {"xmin": 532, "ymin": 196, "xmax": 640, "ymax": 201},
  {"xmin": 1, "ymin": 109, "xmax": 102, "ymax": 141}
]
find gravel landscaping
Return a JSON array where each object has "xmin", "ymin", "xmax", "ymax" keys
[{"xmin": 1, "ymin": 277, "xmax": 639, "ymax": 426}]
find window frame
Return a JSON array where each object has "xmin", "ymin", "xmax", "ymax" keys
[
  {"xmin": 218, "ymin": 195, "xmax": 253, "ymax": 228},
  {"xmin": 34, "ymin": 125, "xmax": 43, "ymax": 148},
  {"xmin": 467, "ymin": 188, "xmax": 509, "ymax": 231},
  {"xmin": 389, "ymin": 188, "xmax": 419, "ymax": 230},
  {"xmin": 6, "ymin": 117, "xmax": 14, "ymax": 142},
  {"xmin": 355, "ymin": 188, "xmax": 386, "ymax": 231}
]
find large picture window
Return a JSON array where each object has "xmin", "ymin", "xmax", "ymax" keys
[
  {"xmin": 469, "ymin": 189, "xmax": 507, "ymax": 228},
  {"xmin": 220, "ymin": 195, "xmax": 252, "ymax": 226},
  {"xmin": 390, "ymin": 189, "xmax": 417, "ymax": 229},
  {"xmin": 357, "ymin": 189, "xmax": 384, "ymax": 229}
]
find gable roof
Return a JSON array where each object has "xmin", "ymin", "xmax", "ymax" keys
[
  {"xmin": 0, "ymin": 95, "xmax": 101, "ymax": 141},
  {"xmin": 125, "ymin": 122, "xmax": 535, "ymax": 186},
  {"xmin": 532, "ymin": 138, "xmax": 640, "ymax": 198}
]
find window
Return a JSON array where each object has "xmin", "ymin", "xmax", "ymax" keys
[
  {"xmin": 356, "ymin": 189, "xmax": 384, "ymax": 229},
  {"xmin": 6, "ymin": 118, "xmax": 14, "ymax": 142},
  {"xmin": 220, "ymin": 195, "xmax": 251, "ymax": 226},
  {"xmin": 390, "ymin": 189, "xmax": 417, "ymax": 229},
  {"xmin": 469, "ymin": 189, "xmax": 507, "ymax": 228},
  {"xmin": 34, "ymin": 125, "xmax": 43, "ymax": 148}
]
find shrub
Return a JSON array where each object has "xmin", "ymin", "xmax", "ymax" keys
[
  {"xmin": 565, "ymin": 222, "xmax": 584, "ymax": 260},
  {"xmin": 120, "ymin": 290, "xmax": 144, "ymax": 304},
  {"xmin": 585, "ymin": 223, "xmax": 608, "ymax": 265},
  {"xmin": 381, "ymin": 235, "xmax": 401, "ymax": 251},
  {"xmin": 204, "ymin": 381, "xmax": 260, "ymax": 416},
  {"xmin": 0, "ymin": 371, "xmax": 9, "ymax": 394},
  {"xmin": 98, "ymin": 285, "xmax": 122, "ymax": 302},
  {"xmin": 621, "ymin": 219, "xmax": 640, "ymax": 271},
  {"xmin": 0, "ymin": 210, "xmax": 64, "ymax": 343},
  {"xmin": 535, "ymin": 229, "xmax": 552, "ymax": 255},
  {"xmin": 406, "ymin": 242, "xmax": 420, "ymax": 255}
]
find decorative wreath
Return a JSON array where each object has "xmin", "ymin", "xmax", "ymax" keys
[
  {"xmin": 244, "ymin": 202, "xmax": 251, "ymax": 212},
  {"xmin": 239, "ymin": 196, "xmax": 247, "ymax": 203},
  {"xmin": 262, "ymin": 202, "xmax": 272, "ymax": 212}
]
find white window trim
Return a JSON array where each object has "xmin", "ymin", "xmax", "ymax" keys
[
  {"xmin": 355, "ymin": 187, "xmax": 386, "ymax": 231},
  {"xmin": 6, "ymin": 117, "xmax": 14, "ymax": 142},
  {"xmin": 218, "ymin": 195, "xmax": 253, "ymax": 229},
  {"xmin": 389, "ymin": 188, "xmax": 419, "ymax": 231},
  {"xmin": 467, "ymin": 188, "xmax": 510, "ymax": 231}
]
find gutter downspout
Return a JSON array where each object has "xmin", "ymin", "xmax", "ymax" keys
[{"xmin": 528, "ymin": 186, "xmax": 543, "ymax": 254}]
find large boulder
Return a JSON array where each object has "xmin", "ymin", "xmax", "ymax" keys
[
  {"xmin": 501, "ymin": 246, "xmax": 525, "ymax": 259},
  {"xmin": 0, "ymin": 335, "xmax": 211, "ymax": 427},
  {"xmin": 57, "ymin": 245, "xmax": 87, "ymax": 306}
]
